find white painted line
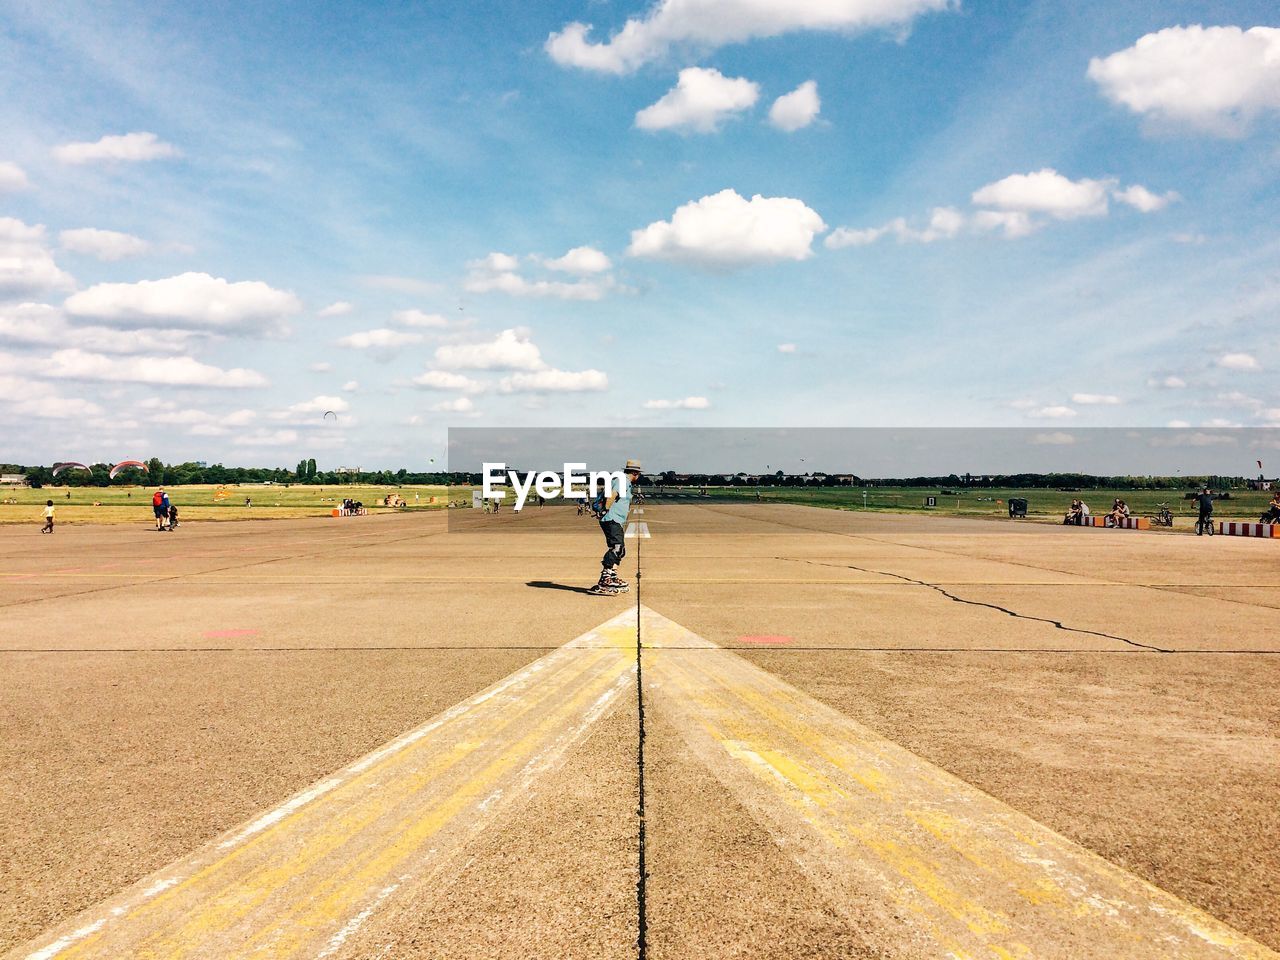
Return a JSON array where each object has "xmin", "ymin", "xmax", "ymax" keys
[{"xmin": 625, "ymin": 522, "xmax": 650, "ymax": 539}]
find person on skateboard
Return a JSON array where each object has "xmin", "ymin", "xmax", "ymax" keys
[{"xmin": 589, "ymin": 459, "xmax": 641, "ymax": 596}]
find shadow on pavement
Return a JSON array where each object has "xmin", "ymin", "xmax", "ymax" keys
[{"xmin": 527, "ymin": 580, "xmax": 595, "ymax": 594}]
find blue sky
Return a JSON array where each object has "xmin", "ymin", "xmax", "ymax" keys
[{"xmin": 1, "ymin": 0, "xmax": 1279, "ymax": 468}]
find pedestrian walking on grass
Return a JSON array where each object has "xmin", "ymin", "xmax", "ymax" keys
[
  {"xmin": 41, "ymin": 499, "xmax": 55, "ymax": 534},
  {"xmin": 589, "ymin": 459, "xmax": 641, "ymax": 596}
]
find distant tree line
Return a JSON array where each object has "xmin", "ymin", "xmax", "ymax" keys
[
  {"xmin": 3, "ymin": 461, "xmax": 475, "ymax": 488},
  {"xmin": 1, "ymin": 462, "xmax": 1252, "ymax": 491}
]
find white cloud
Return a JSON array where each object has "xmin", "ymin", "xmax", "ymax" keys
[
  {"xmin": 309, "ymin": 361, "xmax": 333, "ymax": 373},
  {"xmin": 972, "ymin": 169, "xmax": 1111, "ymax": 220},
  {"xmin": 644, "ymin": 396, "xmax": 710, "ymax": 409},
  {"xmin": 335, "ymin": 328, "xmax": 425, "ymax": 350},
  {"xmin": 0, "ymin": 162, "xmax": 30, "ymax": 192},
  {"xmin": 1029, "ymin": 405, "xmax": 1077, "ymax": 419},
  {"xmin": 777, "ymin": 343, "xmax": 797, "ymax": 353},
  {"xmin": 1201, "ymin": 417, "xmax": 1242, "ymax": 428},
  {"xmin": 629, "ymin": 189, "xmax": 826, "ymax": 267},
  {"xmin": 59, "ymin": 227, "xmax": 150, "ymax": 261},
  {"xmin": 1071, "ymin": 392, "xmax": 1121, "ymax": 405},
  {"xmin": 412, "ymin": 369, "xmax": 488, "ymax": 393},
  {"xmin": 52, "ymin": 132, "xmax": 180, "ymax": 165},
  {"xmin": 433, "ymin": 328, "xmax": 544, "ymax": 371},
  {"xmin": 1112, "ymin": 184, "xmax": 1180, "ymax": 212},
  {"xmin": 546, "ymin": 0, "xmax": 949, "ymax": 74},
  {"xmin": 317, "ymin": 301, "xmax": 353, "ymax": 317},
  {"xmin": 465, "ymin": 260, "xmax": 614, "ymax": 300},
  {"xmin": 636, "ymin": 67, "xmax": 759, "ymax": 133},
  {"xmin": 1088, "ymin": 25, "xmax": 1280, "ymax": 135},
  {"xmin": 151, "ymin": 407, "xmax": 258, "ymax": 436},
  {"xmin": 392, "ymin": 308, "xmax": 449, "ymax": 328},
  {"xmin": 834, "ymin": 171, "xmax": 1177, "ymax": 247},
  {"xmin": 0, "ymin": 218, "xmax": 76, "ymax": 296},
  {"xmin": 40, "ymin": 349, "xmax": 268, "ymax": 387},
  {"xmin": 430, "ymin": 396, "xmax": 475, "ymax": 414},
  {"xmin": 1031, "ymin": 432, "xmax": 1077, "ymax": 446},
  {"xmin": 769, "ymin": 80, "xmax": 821, "ymax": 131},
  {"xmin": 1166, "ymin": 419, "xmax": 1192, "ymax": 428},
  {"xmin": 0, "ymin": 302, "xmax": 199, "ymax": 355},
  {"xmin": 543, "ymin": 246, "xmax": 612, "ymax": 275},
  {"xmin": 0, "ymin": 372, "xmax": 104, "ymax": 419},
  {"xmin": 499, "ymin": 368, "xmax": 608, "ymax": 393},
  {"xmin": 234, "ymin": 428, "xmax": 299, "ymax": 447},
  {"xmin": 65, "ymin": 272, "xmax": 301, "ymax": 332},
  {"xmin": 1217, "ymin": 352, "xmax": 1260, "ymax": 371},
  {"xmin": 1149, "ymin": 374, "xmax": 1187, "ymax": 389},
  {"xmin": 970, "ymin": 209, "xmax": 1036, "ymax": 238},
  {"xmin": 469, "ymin": 252, "xmax": 521, "ymax": 273},
  {"xmin": 826, "ymin": 206, "xmax": 964, "ymax": 248},
  {"xmin": 342, "ymin": 380, "xmax": 359, "ymax": 392},
  {"xmin": 270, "ymin": 395, "xmax": 350, "ymax": 423}
]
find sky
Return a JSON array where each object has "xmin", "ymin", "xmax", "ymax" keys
[{"xmin": 1, "ymin": 0, "xmax": 1279, "ymax": 470}]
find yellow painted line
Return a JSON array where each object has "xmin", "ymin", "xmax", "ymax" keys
[
  {"xmin": 8, "ymin": 610, "xmax": 637, "ymax": 960},
  {"xmin": 642, "ymin": 605, "xmax": 1279, "ymax": 959}
]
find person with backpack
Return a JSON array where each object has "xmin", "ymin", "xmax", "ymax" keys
[{"xmin": 152, "ymin": 488, "xmax": 166, "ymax": 531}]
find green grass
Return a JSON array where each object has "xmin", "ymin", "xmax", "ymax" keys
[
  {"xmin": 646, "ymin": 485, "xmax": 1274, "ymax": 524},
  {"xmin": 0, "ymin": 483, "xmax": 461, "ymax": 525}
]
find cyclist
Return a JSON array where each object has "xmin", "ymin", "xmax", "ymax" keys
[{"xmin": 1196, "ymin": 487, "xmax": 1215, "ymax": 536}]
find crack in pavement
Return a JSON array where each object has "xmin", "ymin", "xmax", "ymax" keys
[
  {"xmin": 780, "ymin": 557, "xmax": 1172, "ymax": 653},
  {"xmin": 634, "ymin": 527, "xmax": 649, "ymax": 960}
]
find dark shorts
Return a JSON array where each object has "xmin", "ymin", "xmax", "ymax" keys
[{"xmin": 153, "ymin": 505, "xmax": 165, "ymax": 518}]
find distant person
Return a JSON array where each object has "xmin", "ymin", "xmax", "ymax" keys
[
  {"xmin": 41, "ymin": 499, "xmax": 55, "ymax": 534},
  {"xmin": 1196, "ymin": 487, "xmax": 1215, "ymax": 535},
  {"xmin": 152, "ymin": 488, "xmax": 166, "ymax": 531},
  {"xmin": 65, "ymin": 490, "xmax": 70, "ymax": 500},
  {"xmin": 589, "ymin": 459, "xmax": 641, "ymax": 596},
  {"xmin": 161, "ymin": 489, "xmax": 171, "ymax": 529},
  {"xmin": 1108, "ymin": 498, "xmax": 1130, "ymax": 527},
  {"xmin": 167, "ymin": 503, "xmax": 178, "ymax": 530},
  {"xmin": 1079, "ymin": 500, "xmax": 1091, "ymax": 522},
  {"xmin": 1064, "ymin": 499, "xmax": 1082, "ymax": 525}
]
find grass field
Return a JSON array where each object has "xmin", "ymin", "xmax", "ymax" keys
[
  {"xmin": 651, "ymin": 484, "xmax": 1276, "ymax": 524},
  {"xmin": 3, "ymin": 481, "xmax": 1273, "ymax": 527},
  {"xmin": 0, "ymin": 483, "xmax": 456, "ymax": 524}
]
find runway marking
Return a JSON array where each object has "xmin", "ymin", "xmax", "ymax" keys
[
  {"xmin": 626, "ymin": 521, "xmax": 651, "ymax": 539},
  {"xmin": 641, "ymin": 605, "xmax": 1279, "ymax": 960},
  {"xmin": 10, "ymin": 610, "xmax": 638, "ymax": 960}
]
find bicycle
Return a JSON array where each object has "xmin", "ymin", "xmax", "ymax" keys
[
  {"xmin": 1148, "ymin": 503, "xmax": 1173, "ymax": 527},
  {"xmin": 1195, "ymin": 514, "xmax": 1215, "ymax": 536}
]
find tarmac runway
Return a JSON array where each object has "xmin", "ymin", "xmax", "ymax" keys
[{"xmin": 2, "ymin": 503, "xmax": 1278, "ymax": 958}]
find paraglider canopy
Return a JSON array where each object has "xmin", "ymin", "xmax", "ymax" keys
[
  {"xmin": 109, "ymin": 460, "xmax": 148, "ymax": 480},
  {"xmin": 52, "ymin": 462, "xmax": 91, "ymax": 477},
  {"xmin": 323, "ymin": 410, "xmax": 338, "ymax": 421}
]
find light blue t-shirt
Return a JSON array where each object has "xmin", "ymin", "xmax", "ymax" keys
[{"xmin": 601, "ymin": 475, "xmax": 631, "ymax": 524}]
